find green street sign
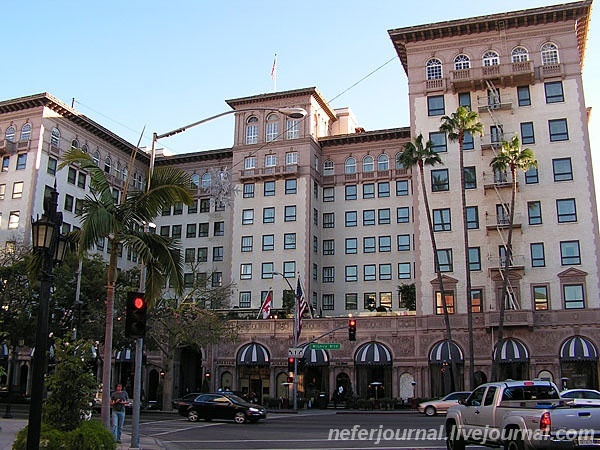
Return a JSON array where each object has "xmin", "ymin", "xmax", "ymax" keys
[{"xmin": 309, "ymin": 343, "xmax": 341, "ymax": 350}]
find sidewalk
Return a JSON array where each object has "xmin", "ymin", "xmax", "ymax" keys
[{"xmin": 0, "ymin": 419, "xmax": 168, "ymax": 450}]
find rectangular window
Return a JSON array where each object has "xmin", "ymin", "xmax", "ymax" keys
[
  {"xmin": 261, "ymin": 262, "xmax": 274, "ymax": 278},
  {"xmin": 345, "ymin": 238, "xmax": 358, "ymax": 255},
  {"xmin": 545, "ymin": 81, "xmax": 564, "ymax": 103},
  {"xmin": 431, "ymin": 169, "xmax": 449, "ymax": 191},
  {"xmin": 243, "ymin": 183, "xmax": 255, "ymax": 198},
  {"xmin": 323, "ymin": 212, "xmax": 335, "ymax": 228},
  {"xmin": 47, "ymin": 157, "xmax": 57, "ymax": 176},
  {"xmin": 363, "ymin": 264, "xmax": 376, "ymax": 281},
  {"xmin": 398, "ymin": 262, "xmax": 411, "ymax": 279},
  {"xmin": 67, "ymin": 167, "xmax": 76, "ymax": 185},
  {"xmin": 560, "ymin": 240, "xmax": 581, "ymax": 265},
  {"xmin": 263, "ymin": 207, "xmax": 275, "ymax": 223},
  {"xmin": 197, "ymin": 247, "xmax": 208, "ymax": 262},
  {"xmin": 64, "ymin": 194, "xmax": 74, "ymax": 212},
  {"xmin": 198, "ymin": 223, "xmax": 209, "ymax": 237},
  {"xmin": 242, "ymin": 209, "xmax": 254, "ymax": 225},
  {"xmin": 463, "ymin": 131, "xmax": 474, "ymax": 150},
  {"xmin": 436, "ymin": 249, "xmax": 453, "ymax": 272},
  {"xmin": 284, "ymin": 205, "xmax": 296, "ymax": 222},
  {"xmin": 74, "ymin": 199, "xmax": 83, "ymax": 215},
  {"xmin": 0, "ymin": 184, "xmax": 5, "ymax": 200},
  {"xmin": 363, "ymin": 210, "xmax": 376, "ymax": 226},
  {"xmin": 530, "ymin": 242, "xmax": 545, "ymax": 267},
  {"xmin": 8, "ymin": 211, "xmax": 19, "ymax": 229},
  {"xmin": 1, "ymin": 157, "xmax": 9, "ymax": 172},
  {"xmin": 286, "ymin": 119, "xmax": 299, "ymax": 140},
  {"xmin": 173, "ymin": 202, "xmax": 183, "ymax": 215},
  {"xmin": 183, "ymin": 273, "xmax": 194, "ymax": 289},
  {"xmin": 345, "ymin": 293, "xmax": 358, "ymax": 310},
  {"xmin": 184, "ymin": 248, "xmax": 196, "ymax": 263},
  {"xmin": 525, "ymin": 167, "xmax": 539, "ymax": 184},
  {"xmin": 396, "ymin": 180, "xmax": 409, "ymax": 196},
  {"xmin": 517, "ymin": 85, "xmax": 531, "ymax": 106},
  {"xmin": 199, "ymin": 199, "xmax": 210, "ymax": 213},
  {"xmin": 323, "ymin": 186, "xmax": 334, "ymax": 202},
  {"xmin": 213, "ymin": 222, "xmax": 224, "ymax": 236},
  {"xmin": 378, "ymin": 236, "xmax": 391, "ymax": 252},
  {"xmin": 286, "ymin": 152, "xmax": 298, "ymax": 165},
  {"xmin": 429, "ymin": 131, "xmax": 447, "ymax": 153},
  {"xmin": 265, "ymin": 155, "xmax": 277, "ymax": 168},
  {"xmin": 160, "ymin": 226, "xmax": 170, "ymax": 237},
  {"xmin": 533, "ymin": 285, "xmax": 549, "ymax": 311},
  {"xmin": 553, "ymin": 158, "xmax": 573, "ymax": 181},
  {"xmin": 186, "ymin": 223, "xmax": 197, "ymax": 238},
  {"xmin": 459, "ymin": 92, "xmax": 471, "ymax": 110},
  {"xmin": 16, "ymin": 153, "xmax": 27, "ymax": 170},
  {"xmin": 212, "ymin": 246, "xmax": 223, "ymax": 261},
  {"xmin": 557, "ymin": 198, "xmax": 577, "ymax": 223},
  {"xmin": 549, "ymin": 119, "xmax": 568, "ymax": 141},
  {"xmin": 188, "ymin": 200, "xmax": 198, "ymax": 214},
  {"xmin": 436, "ymin": 291, "xmax": 455, "ymax": 315},
  {"xmin": 283, "ymin": 261, "xmax": 295, "ymax": 278},
  {"xmin": 239, "ymin": 292, "xmax": 251, "ymax": 309},
  {"xmin": 378, "ymin": 208, "xmax": 391, "ymax": 225},
  {"xmin": 466, "ymin": 206, "xmax": 479, "ymax": 229},
  {"xmin": 313, "ymin": 235, "xmax": 318, "ymax": 253},
  {"xmin": 241, "ymin": 236, "xmax": 253, "ymax": 252},
  {"xmin": 323, "ymin": 267, "xmax": 335, "ymax": 283},
  {"xmin": 528, "ymin": 201, "xmax": 542, "ymax": 225},
  {"xmin": 377, "ymin": 182, "xmax": 390, "ymax": 197},
  {"xmin": 11, "ymin": 182, "xmax": 23, "ymax": 199},
  {"xmin": 433, "ymin": 208, "xmax": 451, "ymax": 231},
  {"xmin": 564, "ymin": 284, "xmax": 585, "ymax": 309},
  {"xmin": 364, "ymin": 293, "xmax": 377, "ymax": 310},
  {"xmin": 464, "ymin": 166, "xmax": 476, "ymax": 189},
  {"xmin": 246, "ymin": 124, "xmax": 258, "ymax": 145},
  {"xmin": 469, "ymin": 247, "xmax": 481, "ymax": 271},
  {"xmin": 323, "ymin": 239, "xmax": 335, "ymax": 255},
  {"xmin": 264, "ymin": 181, "xmax": 275, "ymax": 196},
  {"xmin": 345, "ymin": 211, "xmax": 357, "ymax": 227},
  {"xmin": 363, "ymin": 237, "xmax": 376, "ymax": 253},
  {"xmin": 427, "ymin": 95, "xmax": 445, "ymax": 116},
  {"xmin": 322, "ymin": 294, "xmax": 334, "ymax": 311},
  {"xmin": 396, "ymin": 207, "xmax": 410, "ymax": 223},
  {"xmin": 520, "ymin": 122, "xmax": 535, "ymax": 145},
  {"xmin": 285, "ymin": 179, "xmax": 297, "ymax": 194},
  {"xmin": 284, "ymin": 233, "xmax": 296, "ymax": 250},
  {"xmin": 470, "ymin": 289, "xmax": 482, "ymax": 313},
  {"xmin": 397, "ymin": 234, "xmax": 410, "ymax": 251},
  {"xmin": 379, "ymin": 263, "xmax": 392, "ymax": 280},
  {"xmin": 262, "ymin": 235, "xmax": 274, "ymax": 251},
  {"xmin": 363, "ymin": 183, "xmax": 375, "ymax": 199},
  {"xmin": 345, "ymin": 185, "xmax": 357, "ymax": 200},
  {"xmin": 345, "ymin": 265, "xmax": 358, "ymax": 282}
]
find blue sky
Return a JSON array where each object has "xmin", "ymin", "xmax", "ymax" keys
[{"xmin": 5, "ymin": 1, "xmax": 599, "ymax": 172}]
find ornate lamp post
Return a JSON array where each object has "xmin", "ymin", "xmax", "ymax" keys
[{"xmin": 27, "ymin": 187, "xmax": 67, "ymax": 450}]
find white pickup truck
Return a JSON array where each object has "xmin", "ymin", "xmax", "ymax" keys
[{"xmin": 445, "ymin": 380, "xmax": 600, "ymax": 450}]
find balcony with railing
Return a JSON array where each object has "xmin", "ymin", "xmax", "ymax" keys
[
  {"xmin": 239, "ymin": 164, "xmax": 298, "ymax": 180},
  {"xmin": 485, "ymin": 213, "xmax": 522, "ymax": 230},
  {"xmin": 483, "ymin": 172, "xmax": 517, "ymax": 191},
  {"xmin": 449, "ymin": 61, "xmax": 535, "ymax": 91},
  {"xmin": 485, "ymin": 309, "xmax": 533, "ymax": 328},
  {"xmin": 476, "ymin": 96, "xmax": 514, "ymax": 113},
  {"xmin": 320, "ymin": 168, "xmax": 410, "ymax": 186},
  {"xmin": 487, "ymin": 254, "xmax": 525, "ymax": 271}
]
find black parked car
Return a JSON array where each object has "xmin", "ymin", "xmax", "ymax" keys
[
  {"xmin": 172, "ymin": 392, "xmax": 203, "ymax": 414},
  {"xmin": 182, "ymin": 393, "xmax": 267, "ymax": 424}
]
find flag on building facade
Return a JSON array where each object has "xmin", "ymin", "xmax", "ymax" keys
[
  {"xmin": 296, "ymin": 278, "xmax": 307, "ymax": 341},
  {"xmin": 257, "ymin": 290, "xmax": 273, "ymax": 319}
]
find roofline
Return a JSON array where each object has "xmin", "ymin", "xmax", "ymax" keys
[
  {"xmin": 319, "ymin": 127, "xmax": 410, "ymax": 146},
  {"xmin": 154, "ymin": 147, "xmax": 232, "ymax": 165},
  {"xmin": 0, "ymin": 92, "xmax": 145, "ymax": 161},
  {"xmin": 388, "ymin": 1, "xmax": 593, "ymax": 75}
]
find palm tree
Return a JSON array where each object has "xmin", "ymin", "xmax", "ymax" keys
[
  {"xmin": 398, "ymin": 134, "xmax": 458, "ymax": 391},
  {"xmin": 439, "ymin": 106, "xmax": 483, "ymax": 389},
  {"xmin": 489, "ymin": 135, "xmax": 537, "ymax": 381},
  {"xmin": 59, "ymin": 148, "xmax": 193, "ymax": 429}
]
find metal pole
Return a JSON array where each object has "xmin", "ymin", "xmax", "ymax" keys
[
  {"xmin": 72, "ymin": 259, "xmax": 83, "ymax": 340},
  {"xmin": 131, "ymin": 337, "xmax": 143, "ymax": 448},
  {"xmin": 3, "ymin": 340, "xmax": 16, "ymax": 418}
]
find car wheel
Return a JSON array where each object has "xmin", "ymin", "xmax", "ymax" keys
[
  {"xmin": 234, "ymin": 412, "xmax": 246, "ymax": 424},
  {"xmin": 446, "ymin": 420, "xmax": 465, "ymax": 450},
  {"xmin": 187, "ymin": 409, "xmax": 200, "ymax": 422},
  {"xmin": 425, "ymin": 406, "xmax": 437, "ymax": 417}
]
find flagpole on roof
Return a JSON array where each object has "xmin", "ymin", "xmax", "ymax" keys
[{"xmin": 271, "ymin": 53, "xmax": 277, "ymax": 92}]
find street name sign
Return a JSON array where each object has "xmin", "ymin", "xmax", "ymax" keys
[
  {"xmin": 309, "ymin": 343, "xmax": 341, "ymax": 350},
  {"xmin": 288, "ymin": 347, "xmax": 304, "ymax": 357}
]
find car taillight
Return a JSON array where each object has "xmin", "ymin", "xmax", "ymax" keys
[{"xmin": 540, "ymin": 412, "xmax": 551, "ymax": 433}]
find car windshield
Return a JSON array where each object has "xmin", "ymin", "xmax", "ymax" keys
[{"xmin": 226, "ymin": 394, "xmax": 251, "ymax": 405}]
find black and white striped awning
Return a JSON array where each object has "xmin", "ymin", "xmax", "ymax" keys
[
  {"xmin": 355, "ymin": 342, "xmax": 392, "ymax": 366},
  {"xmin": 302, "ymin": 347, "xmax": 329, "ymax": 366},
  {"xmin": 560, "ymin": 336, "xmax": 598, "ymax": 361},
  {"xmin": 237, "ymin": 343, "xmax": 270, "ymax": 366},
  {"xmin": 429, "ymin": 340, "xmax": 464, "ymax": 364},
  {"xmin": 494, "ymin": 338, "xmax": 529, "ymax": 363}
]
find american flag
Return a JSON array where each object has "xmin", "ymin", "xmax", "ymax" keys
[
  {"xmin": 270, "ymin": 53, "xmax": 277, "ymax": 80},
  {"xmin": 257, "ymin": 290, "xmax": 273, "ymax": 319},
  {"xmin": 295, "ymin": 278, "xmax": 308, "ymax": 341}
]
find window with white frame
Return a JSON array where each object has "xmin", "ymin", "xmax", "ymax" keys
[
  {"xmin": 245, "ymin": 156, "xmax": 256, "ymax": 170},
  {"xmin": 104, "ymin": 156, "xmax": 111, "ymax": 174},
  {"xmin": 454, "ymin": 54, "xmax": 470, "ymax": 70},
  {"xmin": 363, "ymin": 156, "xmax": 374, "ymax": 173},
  {"xmin": 92, "ymin": 150, "xmax": 100, "ymax": 166},
  {"xmin": 286, "ymin": 119, "xmax": 299, "ymax": 139},
  {"xmin": 201, "ymin": 173, "xmax": 211, "ymax": 189},
  {"xmin": 4, "ymin": 126, "xmax": 14, "ymax": 142},
  {"xmin": 8, "ymin": 211, "xmax": 19, "ymax": 229},
  {"xmin": 541, "ymin": 42, "xmax": 559, "ymax": 65},
  {"xmin": 345, "ymin": 157, "xmax": 356, "ymax": 174},
  {"xmin": 482, "ymin": 50, "xmax": 499, "ymax": 66},
  {"xmin": 246, "ymin": 116, "xmax": 258, "ymax": 144},
  {"xmin": 265, "ymin": 113, "xmax": 279, "ymax": 142},
  {"xmin": 20, "ymin": 123, "xmax": 31, "ymax": 142},
  {"xmin": 511, "ymin": 46, "xmax": 529, "ymax": 63},
  {"xmin": 265, "ymin": 154, "xmax": 277, "ymax": 167},
  {"xmin": 11, "ymin": 182, "xmax": 23, "ymax": 199},
  {"xmin": 240, "ymin": 263, "xmax": 252, "ymax": 280},
  {"xmin": 51, "ymin": 127, "xmax": 60, "ymax": 147},
  {"xmin": 323, "ymin": 160, "xmax": 334, "ymax": 175},
  {"xmin": 426, "ymin": 58, "xmax": 442, "ymax": 80},
  {"xmin": 286, "ymin": 151, "xmax": 298, "ymax": 165}
]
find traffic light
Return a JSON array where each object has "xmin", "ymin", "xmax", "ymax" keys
[
  {"xmin": 348, "ymin": 318, "xmax": 357, "ymax": 341},
  {"xmin": 125, "ymin": 292, "xmax": 147, "ymax": 338},
  {"xmin": 287, "ymin": 357, "xmax": 295, "ymax": 373}
]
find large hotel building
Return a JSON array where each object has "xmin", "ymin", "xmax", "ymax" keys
[{"xmin": 0, "ymin": 1, "xmax": 598, "ymax": 404}]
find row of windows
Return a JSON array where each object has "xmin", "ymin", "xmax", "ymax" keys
[
  {"xmin": 243, "ymin": 151, "xmax": 299, "ymax": 169},
  {"xmin": 184, "ymin": 246, "xmax": 224, "ymax": 263},
  {"xmin": 2, "ymin": 123, "xmax": 32, "ymax": 143},
  {"xmin": 160, "ymin": 222, "xmax": 225, "ymax": 238},
  {"xmin": 245, "ymin": 116, "xmax": 300, "ymax": 145},
  {"xmin": 0, "ymin": 182, "xmax": 25, "ymax": 200},
  {"xmin": 0, "ymin": 154, "xmax": 28, "ymax": 172},
  {"xmin": 425, "ymin": 42, "xmax": 559, "ymax": 80}
]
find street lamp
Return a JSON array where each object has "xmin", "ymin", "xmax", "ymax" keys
[
  {"xmin": 271, "ymin": 271, "xmax": 299, "ymax": 411},
  {"xmin": 27, "ymin": 186, "xmax": 66, "ymax": 450}
]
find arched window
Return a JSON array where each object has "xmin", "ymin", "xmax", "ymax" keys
[
  {"xmin": 426, "ymin": 58, "xmax": 443, "ymax": 80},
  {"xmin": 5, "ymin": 126, "xmax": 15, "ymax": 142},
  {"xmin": 377, "ymin": 154, "xmax": 389, "ymax": 171},
  {"xmin": 363, "ymin": 155, "xmax": 374, "ymax": 173},
  {"xmin": 115, "ymin": 162, "xmax": 121, "ymax": 181},
  {"xmin": 541, "ymin": 42, "xmax": 559, "ymax": 65},
  {"xmin": 71, "ymin": 139, "xmax": 80, "ymax": 150},
  {"xmin": 51, "ymin": 127, "xmax": 60, "ymax": 148},
  {"xmin": 323, "ymin": 160, "xmax": 335, "ymax": 176},
  {"xmin": 265, "ymin": 113, "xmax": 279, "ymax": 142},
  {"xmin": 345, "ymin": 157, "xmax": 356, "ymax": 174},
  {"xmin": 81, "ymin": 144, "xmax": 89, "ymax": 153},
  {"xmin": 201, "ymin": 172, "xmax": 211, "ymax": 189},
  {"xmin": 395, "ymin": 153, "xmax": 405, "ymax": 170},
  {"xmin": 122, "ymin": 166, "xmax": 128, "ymax": 182},
  {"xmin": 511, "ymin": 46, "xmax": 529, "ymax": 63},
  {"xmin": 246, "ymin": 116, "xmax": 259, "ymax": 145},
  {"xmin": 482, "ymin": 51, "xmax": 499, "ymax": 66},
  {"xmin": 92, "ymin": 150, "xmax": 100, "ymax": 166},
  {"xmin": 191, "ymin": 173, "xmax": 200, "ymax": 189},
  {"xmin": 104, "ymin": 156, "xmax": 111, "ymax": 174},
  {"xmin": 20, "ymin": 123, "xmax": 31, "ymax": 142},
  {"xmin": 454, "ymin": 54, "xmax": 470, "ymax": 70}
]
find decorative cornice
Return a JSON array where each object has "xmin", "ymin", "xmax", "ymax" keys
[{"xmin": 319, "ymin": 127, "xmax": 410, "ymax": 146}]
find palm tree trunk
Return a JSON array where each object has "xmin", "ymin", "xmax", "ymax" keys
[
  {"xmin": 419, "ymin": 163, "xmax": 457, "ymax": 391},
  {"xmin": 101, "ymin": 246, "xmax": 119, "ymax": 429},
  {"xmin": 491, "ymin": 166, "xmax": 517, "ymax": 381}
]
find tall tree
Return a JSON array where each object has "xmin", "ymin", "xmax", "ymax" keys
[
  {"xmin": 489, "ymin": 135, "xmax": 537, "ymax": 380},
  {"xmin": 398, "ymin": 134, "xmax": 457, "ymax": 391},
  {"xmin": 439, "ymin": 106, "xmax": 483, "ymax": 389},
  {"xmin": 59, "ymin": 148, "xmax": 193, "ymax": 429}
]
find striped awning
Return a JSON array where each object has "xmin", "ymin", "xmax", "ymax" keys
[
  {"xmin": 237, "ymin": 343, "xmax": 270, "ymax": 366},
  {"xmin": 560, "ymin": 336, "xmax": 598, "ymax": 361},
  {"xmin": 31, "ymin": 345, "xmax": 55, "ymax": 359},
  {"xmin": 429, "ymin": 340, "xmax": 463, "ymax": 364},
  {"xmin": 355, "ymin": 342, "xmax": 392, "ymax": 366},
  {"xmin": 494, "ymin": 338, "xmax": 529, "ymax": 362},
  {"xmin": 302, "ymin": 347, "xmax": 329, "ymax": 366},
  {"xmin": 115, "ymin": 348, "xmax": 134, "ymax": 362}
]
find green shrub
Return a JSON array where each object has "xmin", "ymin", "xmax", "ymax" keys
[{"xmin": 13, "ymin": 421, "xmax": 115, "ymax": 450}]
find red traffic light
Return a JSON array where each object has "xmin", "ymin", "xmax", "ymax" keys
[
  {"xmin": 126, "ymin": 292, "xmax": 147, "ymax": 338},
  {"xmin": 133, "ymin": 296, "xmax": 145, "ymax": 309},
  {"xmin": 348, "ymin": 318, "xmax": 357, "ymax": 341},
  {"xmin": 349, "ymin": 319, "xmax": 356, "ymax": 327}
]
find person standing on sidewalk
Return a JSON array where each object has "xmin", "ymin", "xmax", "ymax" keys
[{"xmin": 110, "ymin": 384, "xmax": 129, "ymax": 443}]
